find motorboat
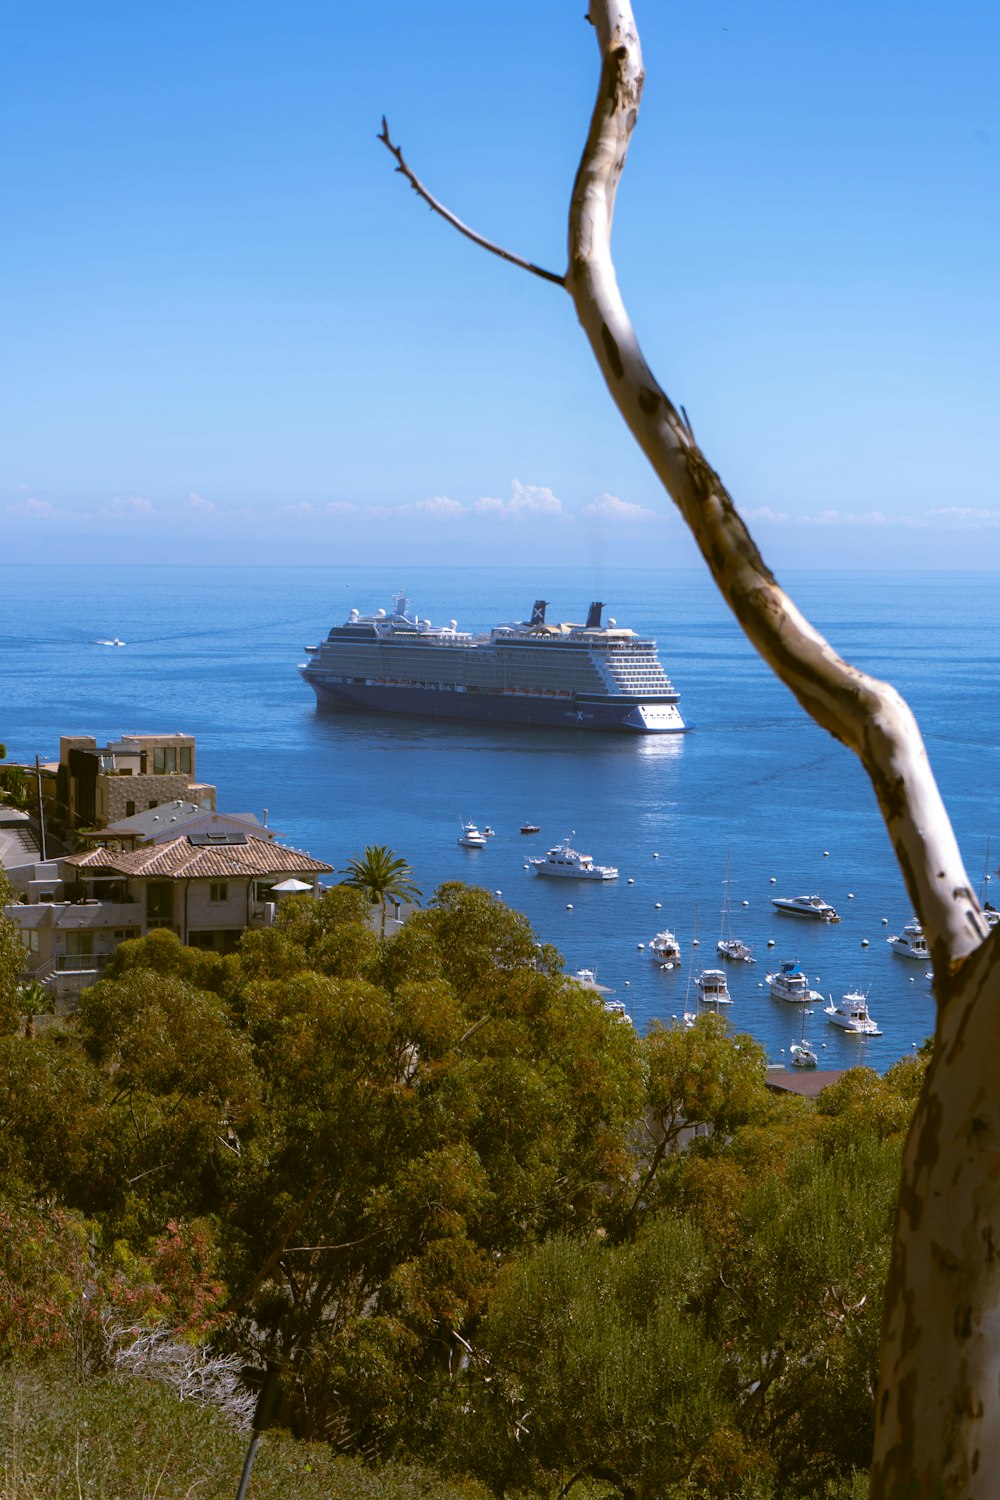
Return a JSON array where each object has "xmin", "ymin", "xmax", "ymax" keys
[
  {"xmin": 718, "ymin": 936, "xmax": 755, "ymax": 964},
  {"xmin": 527, "ymin": 836, "xmax": 618, "ymax": 881},
  {"xmin": 717, "ymin": 850, "xmax": 754, "ymax": 962},
  {"xmin": 649, "ymin": 928, "xmax": 682, "ymax": 966},
  {"xmin": 824, "ymin": 989, "xmax": 882, "ymax": 1035},
  {"xmin": 767, "ymin": 960, "xmax": 823, "ymax": 1005},
  {"xmin": 482, "ymin": 825, "xmax": 496, "ymax": 838},
  {"xmin": 458, "ymin": 820, "xmax": 488, "ymax": 848},
  {"xmin": 520, "ymin": 823, "xmax": 541, "ymax": 834},
  {"xmin": 771, "ymin": 894, "xmax": 840, "ymax": 922},
  {"xmin": 571, "ymin": 967, "xmax": 612, "ymax": 995},
  {"xmin": 603, "ymin": 999, "xmax": 633, "ymax": 1025},
  {"xmin": 887, "ymin": 918, "xmax": 929, "ymax": 960},
  {"xmin": 97, "ymin": 636, "xmax": 126, "ymax": 647},
  {"xmin": 694, "ymin": 967, "xmax": 732, "ymax": 1004}
]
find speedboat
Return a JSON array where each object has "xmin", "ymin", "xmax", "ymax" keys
[
  {"xmin": 649, "ymin": 928, "xmax": 682, "ymax": 966},
  {"xmin": 771, "ymin": 894, "xmax": 840, "ymax": 922},
  {"xmin": 520, "ymin": 823, "xmax": 540, "ymax": 834},
  {"xmin": 694, "ymin": 968, "xmax": 732, "ymax": 1004},
  {"xmin": 767, "ymin": 960, "xmax": 823, "ymax": 1005},
  {"xmin": 824, "ymin": 990, "xmax": 882, "ymax": 1035},
  {"xmin": 458, "ymin": 820, "xmax": 488, "ymax": 848},
  {"xmin": 887, "ymin": 918, "xmax": 929, "ymax": 960},
  {"xmin": 527, "ymin": 836, "xmax": 618, "ymax": 881}
]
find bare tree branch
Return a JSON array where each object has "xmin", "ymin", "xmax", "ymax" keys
[
  {"xmin": 378, "ymin": 117, "xmax": 566, "ymax": 288},
  {"xmin": 567, "ymin": 1, "xmax": 982, "ymax": 976},
  {"xmin": 382, "ymin": 6, "xmax": 1000, "ymax": 1491}
]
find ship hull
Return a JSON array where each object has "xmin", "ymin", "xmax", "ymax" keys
[{"xmin": 301, "ymin": 673, "xmax": 685, "ymax": 733}]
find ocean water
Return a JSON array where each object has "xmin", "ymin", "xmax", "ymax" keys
[{"xmin": 3, "ymin": 562, "xmax": 998, "ymax": 1073}]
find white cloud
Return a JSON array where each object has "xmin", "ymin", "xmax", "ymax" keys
[
  {"xmin": 582, "ymin": 492, "xmax": 656, "ymax": 523},
  {"xmin": 187, "ymin": 491, "xmax": 216, "ymax": 512},
  {"xmin": 472, "ymin": 481, "xmax": 565, "ymax": 518},
  {"xmin": 8, "ymin": 496, "xmax": 61, "ymax": 520},
  {"xmin": 326, "ymin": 500, "xmax": 359, "ymax": 513},
  {"xmin": 413, "ymin": 495, "xmax": 467, "ymax": 517},
  {"xmin": 924, "ymin": 506, "xmax": 1000, "ymax": 528},
  {"xmin": 282, "ymin": 501, "xmax": 316, "ymax": 515},
  {"xmin": 741, "ymin": 505, "xmax": 789, "ymax": 524},
  {"xmin": 102, "ymin": 495, "xmax": 154, "ymax": 517}
]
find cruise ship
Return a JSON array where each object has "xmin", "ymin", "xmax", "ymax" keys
[{"xmin": 299, "ymin": 594, "xmax": 685, "ymax": 733}]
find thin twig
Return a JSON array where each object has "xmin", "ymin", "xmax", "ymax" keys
[{"xmin": 378, "ymin": 117, "xmax": 566, "ymax": 287}]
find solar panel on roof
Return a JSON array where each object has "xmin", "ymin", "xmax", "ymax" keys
[{"xmin": 187, "ymin": 833, "xmax": 249, "ymax": 846}]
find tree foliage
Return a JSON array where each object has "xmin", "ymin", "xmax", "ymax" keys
[
  {"xmin": 0, "ymin": 881, "xmax": 920, "ymax": 1493},
  {"xmin": 341, "ymin": 845, "xmax": 423, "ymax": 937}
]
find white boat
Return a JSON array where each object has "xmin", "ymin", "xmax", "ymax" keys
[
  {"xmin": 571, "ymin": 967, "xmax": 612, "ymax": 995},
  {"xmin": 789, "ymin": 1004, "xmax": 818, "ymax": 1067},
  {"xmin": 767, "ymin": 960, "xmax": 823, "ymax": 1005},
  {"xmin": 771, "ymin": 893, "xmax": 840, "ymax": 922},
  {"xmin": 97, "ymin": 636, "xmax": 126, "ymax": 647},
  {"xmin": 887, "ymin": 918, "xmax": 929, "ymax": 960},
  {"xmin": 717, "ymin": 851, "xmax": 754, "ymax": 963},
  {"xmin": 649, "ymin": 928, "xmax": 682, "ymax": 966},
  {"xmin": 458, "ymin": 820, "xmax": 488, "ymax": 848},
  {"xmin": 978, "ymin": 839, "xmax": 1000, "ymax": 928},
  {"xmin": 694, "ymin": 967, "xmax": 732, "ymax": 1004},
  {"xmin": 527, "ymin": 835, "xmax": 618, "ymax": 881},
  {"xmin": 824, "ymin": 989, "xmax": 882, "ymax": 1035},
  {"xmin": 603, "ymin": 999, "xmax": 633, "ymax": 1025},
  {"xmin": 789, "ymin": 1037, "xmax": 818, "ymax": 1068}
]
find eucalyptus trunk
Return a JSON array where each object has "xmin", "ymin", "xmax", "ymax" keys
[{"xmin": 382, "ymin": 2, "xmax": 1000, "ymax": 1487}]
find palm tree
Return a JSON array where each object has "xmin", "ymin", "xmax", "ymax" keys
[{"xmin": 341, "ymin": 845, "xmax": 422, "ymax": 938}]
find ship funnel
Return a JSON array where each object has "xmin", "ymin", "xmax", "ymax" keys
[
  {"xmin": 586, "ymin": 601, "xmax": 605, "ymax": 629},
  {"xmin": 530, "ymin": 600, "xmax": 548, "ymax": 626}
]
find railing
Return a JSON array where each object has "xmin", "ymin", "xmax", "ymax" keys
[{"xmin": 56, "ymin": 954, "xmax": 111, "ymax": 973}]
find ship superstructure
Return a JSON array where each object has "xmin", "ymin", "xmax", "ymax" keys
[{"xmin": 300, "ymin": 594, "xmax": 685, "ymax": 733}]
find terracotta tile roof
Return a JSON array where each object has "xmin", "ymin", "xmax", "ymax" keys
[{"xmin": 63, "ymin": 834, "xmax": 332, "ymax": 881}]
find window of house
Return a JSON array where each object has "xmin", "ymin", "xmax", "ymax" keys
[
  {"xmin": 20, "ymin": 931, "xmax": 40, "ymax": 953},
  {"xmin": 146, "ymin": 881, "xmax": 173, "ymax": 925},
  {"xmin": 125, "ymin": 800, "xmax": 135, "ymax": 817},
  {"xmin": 65, "ymin": 932, "xmax": 94, "ymax": 956},
  {"xmin": 210, "ymin": 882, "xmax": 228, "ymax": 902},
  {"xmin": 179, "ymin": 746, "xmax": 192, "ymax": 774}
]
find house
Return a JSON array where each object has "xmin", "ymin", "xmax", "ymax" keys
[
  {"xmin": 77, "ymin": 800, "xmax": 279, "ymax": 851},
  {"xmin": 6, "ymin": 830, "xmax": 333, "ymax": 1002},
  {"xmin": 49, "ymin": 734, "xmax": 216, "ymax": 841}
]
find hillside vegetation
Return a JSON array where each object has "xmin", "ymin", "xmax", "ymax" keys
[{"xmin": 0, "ymin": 882, "xmax": 925, "ymax": 1497}]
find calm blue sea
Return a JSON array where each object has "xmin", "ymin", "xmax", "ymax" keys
[{"xmin": 3, "ymin": 563, "xmax": 998, "ymax": 1073}]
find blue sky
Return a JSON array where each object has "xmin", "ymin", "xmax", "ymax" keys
[{"xmin": 3, "ymin": 1, "xmax": 998, "ymax": 569}]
